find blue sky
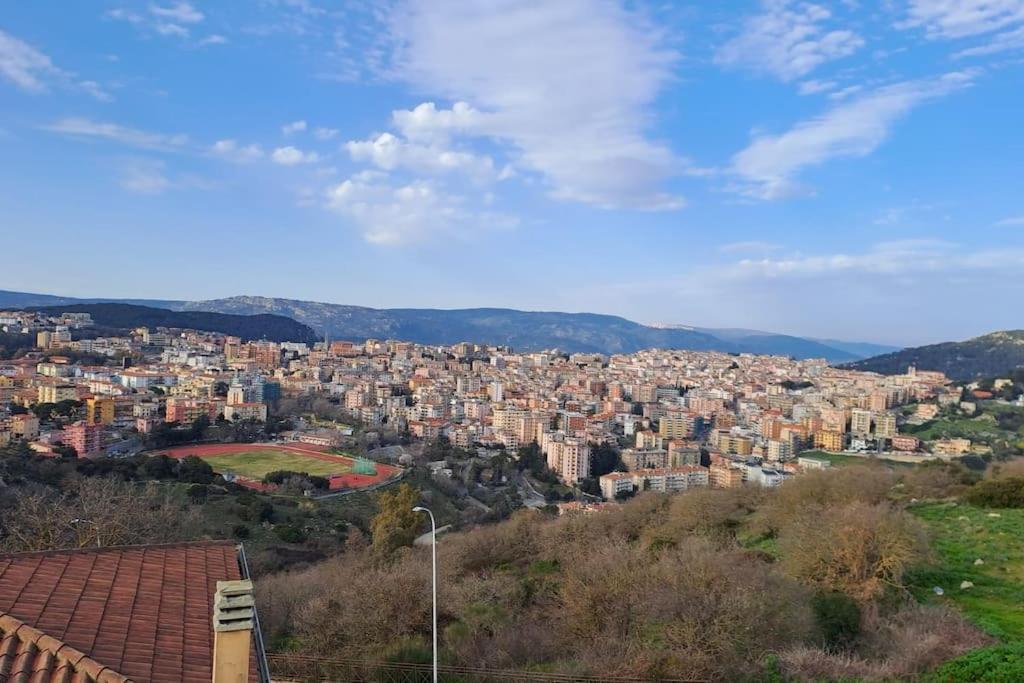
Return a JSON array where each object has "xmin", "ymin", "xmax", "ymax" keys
[{"xmin": 1, "ymin": 0, "xmax": 1023, "ymax": 346}]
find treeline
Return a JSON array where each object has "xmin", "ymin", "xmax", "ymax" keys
[
  {"xmin": 256, "ymin": 459, "xmax": 1007, "ymax": 681},
  {"xmin": 0, "ymin": 439, "xmax": 217, "ymax": 488},
  {"xmin": 0, "ymin": 331, "xmax": 34, "ymax": 359}
]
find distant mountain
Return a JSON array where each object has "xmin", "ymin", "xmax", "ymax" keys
[
  {"xmin": 0, "ymin": 289, "xmax": 892, "ymax": 360},
  {"xmin": 807, "ymin": 338, "xmax": 902, "ymax": 359},
  {"xmin": 0, "ymin": 289, "xmax": 184, "ymax": 310},
  {"xmin": 843, "ymin": 330, "xmax": 1024, "ymax": 381},
  {"xmin": 178, "ymin": 297, "xmax": 730, "ymax": 355},
  {"xmin": 176, "ymin": 296, "xmax": 866, "ymax": 360},
  {"xmin": 32, "ymin": 303, "xmax": 318, "ymax": 344}
]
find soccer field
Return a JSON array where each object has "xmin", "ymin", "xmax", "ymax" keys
[{"xmin": 199, "ymin": 449, "xmax": 353, "ymax": 479}]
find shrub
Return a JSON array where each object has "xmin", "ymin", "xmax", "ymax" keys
[
  {"xmin": 274, "ymin": 524, "xmax": 307, "ymax": 543},
  {"xmin": 779, "ymin": 604, "xmax": 992, "ymax": 681},
  {"xmin": 759, "ymin": 465, "xmax": 895, "ymax": 535},
  {"xmin": 901, "ymin": 461, "xmax": 980, "ymax": 500},
  {"xmin": 963, "ymin": 477, "xmax": 1024, "ymax": 508},
  {"xmin": 927, "ymin": 643, "xmax": 1024, "ymax": 682},
  {"xmin": 778, "ymin": 502, "xmax": 928, "ymax": 602},
  {"xmin": 811, "ymin": 591, "xmax": 861, "ymax": 649}
]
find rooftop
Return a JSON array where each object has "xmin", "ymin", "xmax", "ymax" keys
[{"xmin": 0, "ymin": 540, "xmax": 263, "ymax": 682}]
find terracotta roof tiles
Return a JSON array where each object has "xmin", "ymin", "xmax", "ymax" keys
[{"xmin": 0, "ymin": 541, "xmax": 261, "ymax": 683}]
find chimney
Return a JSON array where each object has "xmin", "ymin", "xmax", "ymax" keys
[{"xmin": 212, "ymin": 579, "xmax": 255, "ymax": 683}]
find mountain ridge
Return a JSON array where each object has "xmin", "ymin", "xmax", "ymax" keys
[
  {"xmin": 0, "ymin": 289, "xmax": 890, "ymax": 361},
  {"xmin": 842, "ymin": 330, "xmax": 1024, "ymax": 380}
]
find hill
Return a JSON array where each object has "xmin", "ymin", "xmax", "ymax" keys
[
  {"xmin": 0, "ymin": 289, "xmax": 888, "ymax": 360},
  {"xmin": 178, "ymin": 296, "xmax": 866, "ymax": 360},
  {"xmin": 844, "ymin": 331, "xmax": 1024, "ymax": 381},
  {"xmin": 32, "ymin": 303, "xmax": 318, "ymax": 343}
]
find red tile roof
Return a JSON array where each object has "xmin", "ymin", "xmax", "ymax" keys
[
  {"xmin": 0, "ymin": 611, "xmax": 128, "ymax": 682},
  {"xmin": 0, "ymin": 541, "xmax": 261, "ymax": 683}
]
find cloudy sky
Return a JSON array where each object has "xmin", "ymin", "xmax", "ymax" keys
[{"xmin": 1, "ymin": 0, "xmax": 1023, "ymax": 346}]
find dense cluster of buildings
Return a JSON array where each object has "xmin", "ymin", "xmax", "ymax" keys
[{"xmin": 1, "ymin": 310, "xmax": 966, "ymax": 500}]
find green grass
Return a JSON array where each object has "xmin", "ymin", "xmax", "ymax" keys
[
  {"xmin": 926, "ymin": 643, "xmax": 1024, "ymax": 683},
  {"xmin": 908, "ymin": 502, "xmax": 1024, "ymax": 640},
  {"xmin": 200, "ymin": 449, "xmax": 353, "ymax": 479},
  {"xmin": 798, "ymin": 449, "xmax": 915, "ymax": 468},
  {"xmin": 910, "ymin": 414, "xmax": 1003, "ymax": 441}
]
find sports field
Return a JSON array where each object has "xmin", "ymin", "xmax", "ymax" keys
[
  {"xmin": 154, "ymin": 442, "xmax": 400, "ymax": 491},
  {"xmin": 200, "ymin": 449, "xmax": 350, "ymax": 479}
]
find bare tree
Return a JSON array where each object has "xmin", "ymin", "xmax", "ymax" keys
[{"xmin": 0, "ymin": 477, "xmax": 197, "ymax": 552}]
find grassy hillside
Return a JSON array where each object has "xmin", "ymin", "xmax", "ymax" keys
[
  {"xmin": 257, "ymin": 463, "xmax": 1015, "ymax": 681},
  {"xmin": 908, "ymin": 503, "xmax": 1024, "ymax": 640}
]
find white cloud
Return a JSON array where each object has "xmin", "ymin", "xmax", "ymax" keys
[
  {"xmin": 392, "ymin": 101, "xmax": 482, "ymax": 143},
  {"xmin": 345, "ymin": 132, "xmax": 497, "ymax": 180},
  {"xmin": 118, "ymin": 158, "xmax": 173, "ymax": 194},
  {"xmin": 108, "ymin": 3, "xmax": 205, "ymax": 39},
  {"xmin": 198, "ymin": 34, "xmax": 228, "ymax": 46},
  {"xmin": 383, "ymin": 0, "xmax": 685, "ymax": 210},
  {"xmin": 716, "ymin": 1, "xmax": 863, "ymax": 82},
  {"xmin": 0, "ymin": 29, "xmax": 61, "ymax": 92},
  {"xmin": 0, "ymin": 30, "xmax": 111, "ymax": 100},
  {"xmin": 150, "ymin": 2, "xmax": 205, "ymax": 24},
  {"xmin": 78, "ymin": 79, "xmax": 113, "ymax": 102},
  {"xmin": 271, "ymin": 145, "xmax": 319, "ymax": 165},
  {"xmin": 282, "ymin": 120, "xmax": 307, "ymax": 136},
  {"xmin": 731, "ymin": 71, "xmax": 975, "ymax": 199},
  {"xmin": 718, "ymin": 240, "xmax": 782, "ymax": 253},
  {"xmin": 313, "ymin": 126, "xmax": 339, "ymax": 140},
  {"xmin": 325, "ymin": 171, "xmax": 517, "ymax": 245},
  {"xmin": 900, "ymin": 0, "xmax": 1024, "ymax": 57},
  {"xmin": 574, "ymin": 239, "xmax": 1024, "ymax": 344},
  {"xmin": 900, "ymin": 0, "xmax": 1024, "ymax": 39},
  {"xmin": 117, "ymin": 157, "xmax": 215, "ymax": 194},
  {"xmin": 210, "ymin": 139, "xmax": 264, "ymax": 162},
  {"xmin": 955, "ymin": 24, "xmax": 1024, "ymax": 56},
  {"xmin": 798, "ymin": 79, "xmax": 838, "ymax": 94},
  {"xmin": 724, "ymin": 239, "xmax": 967, "ymax": 278},
  {"xmin": 995, "ymin": 214, "xmax": 1024, "ymax": 226},
  {"xmin": 43, "ymin": 117, "xmax": 189, "ymax": 151}
]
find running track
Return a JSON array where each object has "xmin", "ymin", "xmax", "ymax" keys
[{"xmin": 153, "ymin": 442, "xmax": 401, "ymax": 491}]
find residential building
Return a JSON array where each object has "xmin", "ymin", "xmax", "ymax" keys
[{"xmin": 64, "ymin": 420, "xmax": 103, "ymax": 456}]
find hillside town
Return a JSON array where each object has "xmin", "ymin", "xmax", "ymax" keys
[{"xmin": 0, "ymin": 308, "xmax": 979, "ymax": 503}]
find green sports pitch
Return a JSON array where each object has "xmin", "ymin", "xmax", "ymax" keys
[{"xmin": 198, "ymin": 449, "xmax": 355, "ymax": 479}]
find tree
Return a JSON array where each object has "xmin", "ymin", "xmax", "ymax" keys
[
  {"xmin": 778, "ymin": 502, "xmax": 928, "ymax": 603},
  {"xmin": 811, "ymin": 591, "xmax": 861, "ymax": 649},
  {"xmin": 370, "ymin": 483, "xmax": 424, "ymax": 556},
  {"xmin": 52, "ymin": 443, "xmax": 78, "ymax": 459},
  {"xmin": 177, "ymin": 455, "xmax": 215, "ymax": 484},
  {"xmin": 590, "ymin": 443, "xmax": 624, "ymax": 477},
  {"xmin": 141, "ymin": 454, "xmax": 177, "ymax": 479},
  {"xmin": 0, "ymin": 477, "xmax": 194, "ymax": 552}
]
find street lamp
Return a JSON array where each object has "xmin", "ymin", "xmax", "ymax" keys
[{"xmin": 412, "ymin": 505, "xmax": 437, "ymax": 683}]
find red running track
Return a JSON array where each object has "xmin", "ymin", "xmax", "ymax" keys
[{"xmin": 153, "ymin": 442, "xmax": 401, "ymax": 490}]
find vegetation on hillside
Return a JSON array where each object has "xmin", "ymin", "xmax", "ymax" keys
[
  {"xmin": 255, "ymin": 460, "xmax": 1024, "ymax": 681},
  {"xmin": 32, "ymin": 302, "xmax": 318, "ymax": 342},
  {"xmin": 844, "ymin": 330, "xmax": 1024, "ymax": 380}
]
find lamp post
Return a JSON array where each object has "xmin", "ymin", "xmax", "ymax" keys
[{"xmin": 412, "ymin": 505, "xmax": 437, "ymax": 683}]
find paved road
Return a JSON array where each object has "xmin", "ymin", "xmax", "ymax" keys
[{"xmin": 517, "ymin": 472, "xmax": 547, "ymax": 508}]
